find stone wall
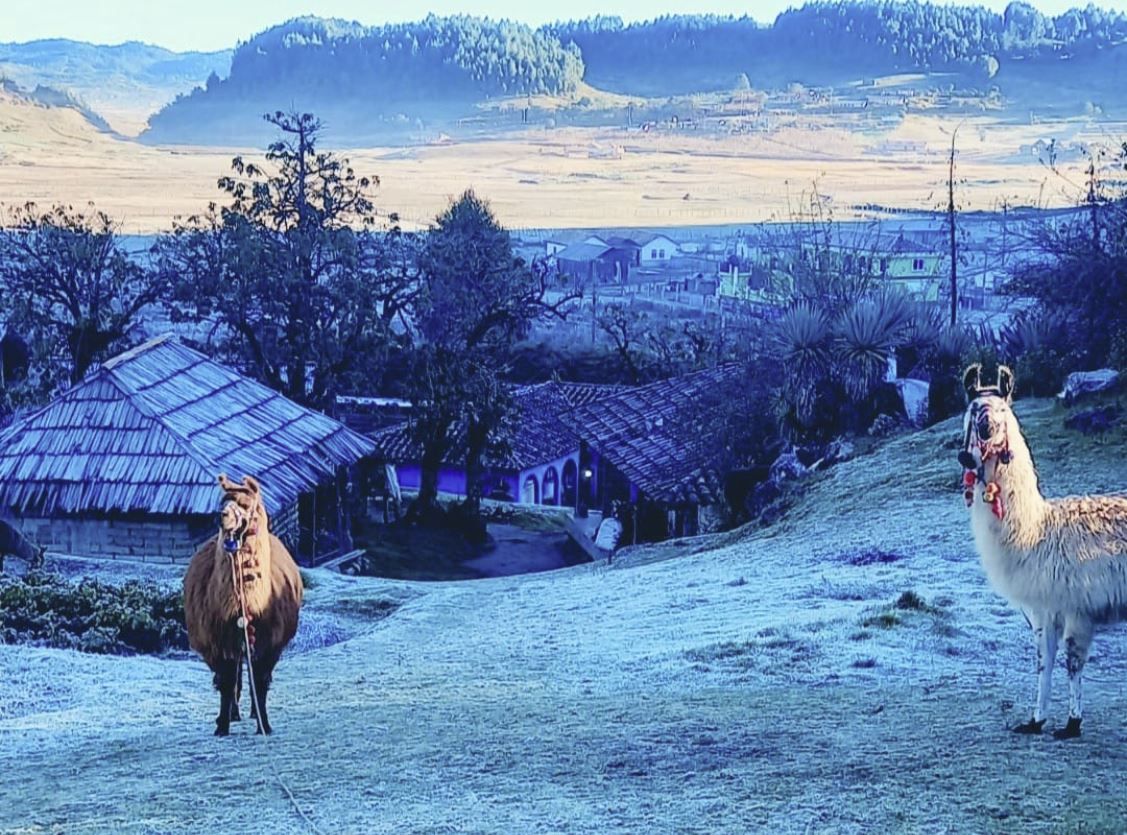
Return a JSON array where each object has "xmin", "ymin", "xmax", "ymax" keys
[{"xmin": 15, "ymin": 513, "xmax": 213, "ymax": 564}]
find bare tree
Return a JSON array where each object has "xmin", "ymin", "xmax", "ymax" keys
[{"xmin": 597, "ymin": 303, "xmax": 647, "ymax": 385}]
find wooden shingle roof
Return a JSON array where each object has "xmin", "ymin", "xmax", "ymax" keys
[
  {"xmin": 0, "ymin": 334, "xmax": 375, "ymax": 516},
  {"xmin": 558, "ymin": 365, "xmax": 740, "ymax": 505}
]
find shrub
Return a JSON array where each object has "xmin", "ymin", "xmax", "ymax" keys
[
  {"xmin": 1064, "ymin": 405, "xmax": 1121, "ymax": 435},
  {"xmin": 999, "ymin": 311, "xmax": 1079, "ymax": 397},
  {"xmin": 895, "ymin": 590, "xmax": 932, "ymax": 612},
  {"xmin": 0, "ymin": 572, "xmax": 188, "ymax": 656}
]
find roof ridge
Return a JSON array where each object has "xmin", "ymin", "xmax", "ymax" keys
[{"xmin": 100, "ymin": 332, "xmax": 178, "ymax": 370}]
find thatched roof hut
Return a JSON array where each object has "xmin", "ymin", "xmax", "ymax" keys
[{"xmin": 0, "ymin": 334, "xmax": 375, "ymax": 563}]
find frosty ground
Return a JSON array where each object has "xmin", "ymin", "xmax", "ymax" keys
[{"xmin": 2, "ymin": 401, "xmax": 1126, "ymax": 834}]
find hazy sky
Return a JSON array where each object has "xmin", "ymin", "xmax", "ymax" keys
[{"xmin": 7, "ymin": 0, "xmax": 1127, "ymax": 52}]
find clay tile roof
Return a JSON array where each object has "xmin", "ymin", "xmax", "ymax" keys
[
  {"xmin": 558, "ymin": 365, "xmax": 741, "ymax": 505},
  {"xmin": 372, "ymin": 381, "xmax": 628, "ymax": 471}
]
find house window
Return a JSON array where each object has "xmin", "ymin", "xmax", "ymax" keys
[
  {"xmin": 913, "ymin": 258, "xmax": 925, "ymax": 271},
  {"xmin": 659, "ymin": 249, "xmax": 666, "ymax": 259},
  {"xmin": 651, "ymin": 248, "xmax": 658, "ymax": 258},
  {"xmin": 880, "ymin": 258, "xmax": 888, "ymax": 274},
  {"xmin": 542, "ymin": 467, "xmax": 559, "ymax": 506}
]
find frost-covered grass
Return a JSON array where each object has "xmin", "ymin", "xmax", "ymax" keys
[{"xmin": 1, "ymin": 397, "xmax": 1127, "ymax": 833}]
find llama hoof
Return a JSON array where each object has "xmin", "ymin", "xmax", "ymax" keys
[
  {"xmin": 255, "ymin": 723, "xmax": 272, "ymax": 736},
  {"xmin": 1053, "ymin": 718, "xmax": 1082, "ymax": 740},
  {"xmin": 214, "ymin": 724, "xmax": 230, "ymax": 737},
  {"xmin": 1012, "ymin": 718, "xmax": 1045, "ymax": 734}
]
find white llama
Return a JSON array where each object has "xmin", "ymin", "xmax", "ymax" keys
[{"xmin": 960, "ymin": 364, "xmax": 1127, "ymax": 739}]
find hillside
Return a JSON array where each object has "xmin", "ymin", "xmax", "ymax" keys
[
  {"xmin": 142, "ymin": 16, "xmax": 584, "ymax": 145},
  {"xmin": 2, "ymin": 397, "xmax": 1126, "ymax": 832},
  {"xmin": 548, "ymin": 2, "xmax": 1127, "ymax": 96},
  {"xmin": 0, "ymin": 79, "xmax": 111, "ymax": 134},
  {"xmin": 139, "ymin": 2, "xmax": 1127, "ymax": 145},
  {"xmin": 0, "ymin": 38, "xmax": 230, "ymax": 135}
]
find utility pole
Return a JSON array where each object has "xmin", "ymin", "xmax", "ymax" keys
[
  {"xmin": 947, "ymin": 123, "xmax": 961, "ymax": 327},
  {"xmin": 1086, "ymin": 152, "xmax": 1101, "ymax": 254},
  {"xmin": 590, "ymin": 281, "xmax": 598, "ymax": 344}
]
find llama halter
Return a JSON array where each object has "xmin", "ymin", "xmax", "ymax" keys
[
  {"xmin": 959, "ymin": 393, "xmax": 1012, "ymax": 520},
  {"xmin": 218, "ymin": 489, "xmax": 265, "ymax": 732}
]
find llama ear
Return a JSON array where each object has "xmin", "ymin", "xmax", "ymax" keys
[
  {"xmin": 997, "ymin": 365, "xmax": 1015, "ymax": 402},
  {"xmin": 242, "ymin": 475, "xmax": 261, "ymax": 495},
  {"xmin": 217, "ymin": 473, "xmax": 238, "ymax": 492},
  {"xmin": 962, "ymin": 364, "xmax": 983, "ymax": 402}
]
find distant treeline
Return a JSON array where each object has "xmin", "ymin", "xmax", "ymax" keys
[
  {"xmin": 144, "ymin": 2, "xmax": 1127, "ymax": 139},
  {"xmin": 549, "ymin": 2, "xmax": 1127, "ymax": 94}
]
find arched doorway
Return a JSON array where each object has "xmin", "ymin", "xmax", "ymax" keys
[
  {"xmin": 561, "ymin": 460, "xmax": 578, "ymax": 508},
  {"xmin": 521, "ymin": 475, "xmax": 539, "ymax": 505},
  {"xmin": 542, "ymin": 467, "xmax": 559, "ymax": 506}
]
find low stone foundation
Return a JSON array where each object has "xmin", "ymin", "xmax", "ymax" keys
[{"xmin": 14, "ymin": 513, "xmax": 214, "ymax": 564}]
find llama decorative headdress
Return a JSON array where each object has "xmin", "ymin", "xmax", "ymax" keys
[
  {"xmin": 960, "ymin": 364, "xmax": 1015, "ymax": 519},
  {"xmin": 962, "ymin": 363, "xmax": 1015, "ymax": 404}
]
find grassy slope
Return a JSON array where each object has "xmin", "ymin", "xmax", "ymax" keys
[{"xmin": 1, "ymin": 396, "xmax": 1126, "ymax": 833}]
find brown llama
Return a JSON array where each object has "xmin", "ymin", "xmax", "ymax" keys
[
  {"xmin": 183, "ymin": 475, "xmax": 303, "ymax": 735},
  {"xmin": 960, "ymin": 364, "xmax": 1127, "ymax": 739}
]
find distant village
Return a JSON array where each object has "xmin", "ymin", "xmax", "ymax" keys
[{"xmin": 517, "ymin": 208, "xmax": 1060, "ymax": 330}]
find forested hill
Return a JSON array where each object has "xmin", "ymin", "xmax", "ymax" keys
[
  {"xmin": 227, "ymin": 16, "xmax": 584, "ymax": 99},
  {"xmin": 548, "ymin": 1, "xmax": 1127, "ymax": 95},
  {"xmin": 142, "ymin": 2, "xmax": 1127, "ymax": 144},
  {"xmin": 143, "ymin": 15, "xmax": 584, "ymax": 143}
]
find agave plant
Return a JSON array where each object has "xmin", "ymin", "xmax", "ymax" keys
[
  {"xmin": 834, "ymin": 290, "xmax": 914, "ymax": 403},
  {"xmin": 772, "ymin": 301, "xmax": 833, "ymax": 430},
  {"xmin": 775, "ymin": 301, "xmax": 832, "ymax": 371},
  {"xmin": 999, "ymin": 310, "xmax": 1070, "ymax": 363},
  {"xmin": 927, "ymin": 324, "xmax": 976, "ymax": 372}
]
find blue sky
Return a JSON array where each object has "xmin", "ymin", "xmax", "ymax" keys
[{"xmin": 7, "ymin": 0, "xmax": 1127, "ymax": 52}]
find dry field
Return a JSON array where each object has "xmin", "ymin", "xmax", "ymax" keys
[{"xmin": 0, "ymin": 89, "xmax": 1120, "ymax": 233}]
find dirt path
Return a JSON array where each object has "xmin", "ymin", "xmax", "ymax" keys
[
  {"xmin": 3, "ymin": 408, "xmax": 1127, "ymax": 833},
  {"xmin": 464, "ymin": 524, "xmax": 587, "ymax": 578}
]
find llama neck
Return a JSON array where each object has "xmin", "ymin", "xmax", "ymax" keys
[
  {"xmin": 212, "ymin": 532, "xmax": 273, "ymax": 617},
  {"xmin": 241, "ymin": 534, "xmax": 273, "ymax": 615},
  {"xmin": 991, "ymin": 421, "xmax": 1049, "ymax": 548}
]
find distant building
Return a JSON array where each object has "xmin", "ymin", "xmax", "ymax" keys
[
  {"xmin": 371, "ymin": 382, "xmax": 626, "ymax": 508},
  {"xmin": 639, "ymin": 234, "xmax": 682, "ymax": 265},
  {"xmin": 789, "ymin": 228, "xmax": 945, "ymax": 303},
  {"xmin": 556, "ymin": 242, "xmax": 635, "ymax": 284}
]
